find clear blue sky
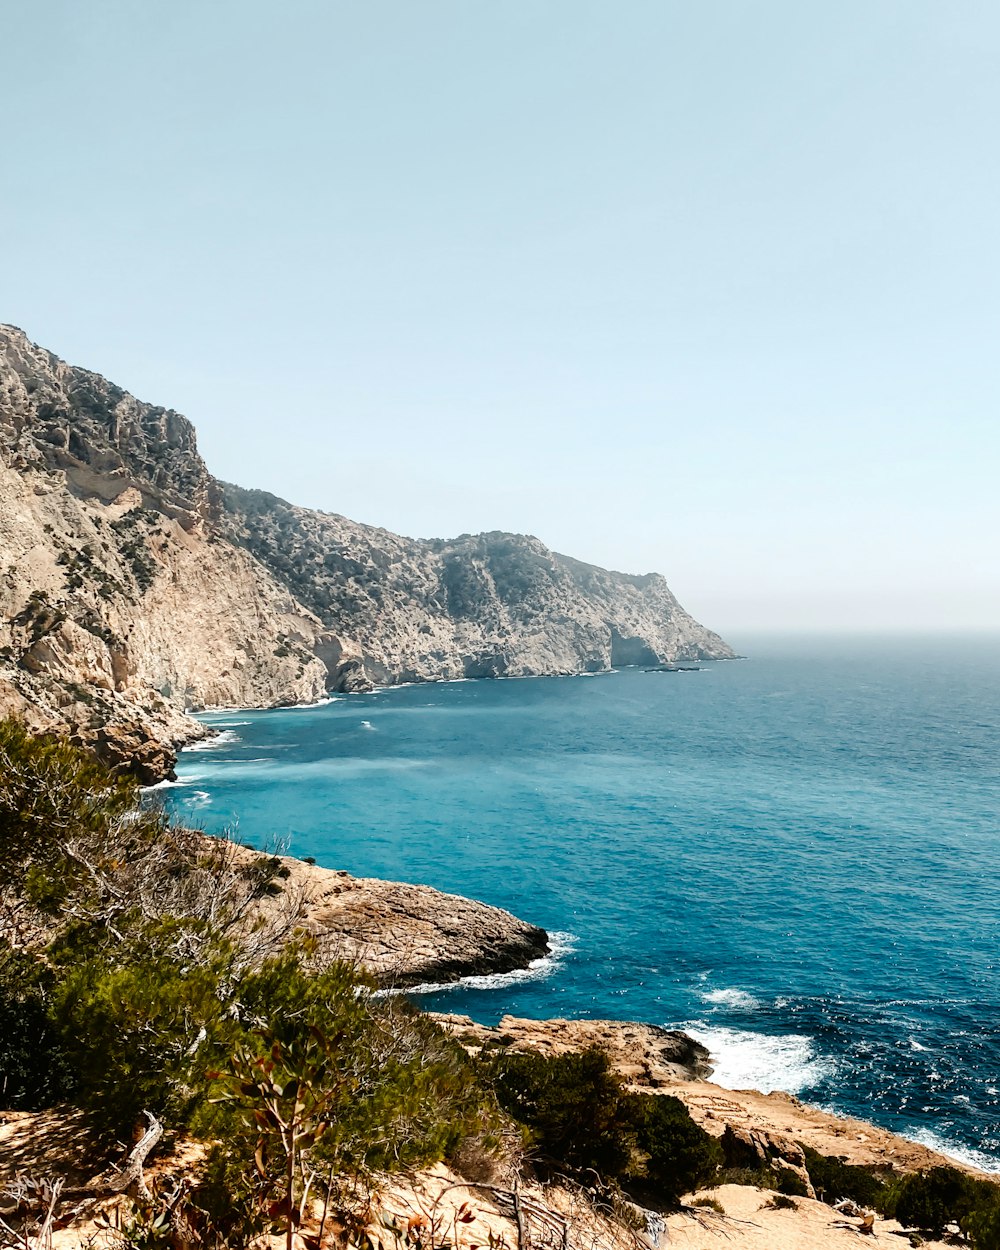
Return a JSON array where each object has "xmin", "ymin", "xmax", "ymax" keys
[{"xmin": 3, "ymin": 1, "xmax": 998, "ymax": 634}]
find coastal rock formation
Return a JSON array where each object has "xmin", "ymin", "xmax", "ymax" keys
[
  {"xmin": 720, "ymin": 1124, "xmax": 816, "ymax": 1199},
  {"xmin": 222, "ymin": 484, "xmax": 734, "ymax": 690},
  {"xmin": 0, "ymin": 325, "xmax": 734, "ymax": 778},
  {"xmin": 434, "ymin": 1013, "xmax": 714, "ymax": 1082},
  {"xmin": 436, "ymin": 1013, "xmax": 987, "ymax": 1180},
  {"xmin": 260, "ymin": 854, "xmax": 550, "ymax": 986}
]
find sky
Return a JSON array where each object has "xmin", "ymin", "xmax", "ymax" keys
[{"xmin": 3, "ymin": 1, "xmax": 999, "ymax": 635}]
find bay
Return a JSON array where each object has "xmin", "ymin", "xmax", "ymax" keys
[{"xmin": 165, "ymin": 633, "xmax": 1000, "ymax": 1169}]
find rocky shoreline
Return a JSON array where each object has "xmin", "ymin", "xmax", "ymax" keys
[
  {"xmin": 248, "ymin": 852, "xmax": 997, "ymax": 1183},
  {"xmin": 255, "ymin": 850, "xmax": 551, "ymax": 987},
  {"xmin": 434, "ymin": 1013, "xmax": 993, "ymax": 1180},
  {"xmin": 1, "ymin": 324, "xmax": 734, "ymax": 786},
  {"xmin": 3, "ymin": 842, "xmax": 994, "ymax": 1250}
]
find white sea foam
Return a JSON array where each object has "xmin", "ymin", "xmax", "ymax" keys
[
  {"xmin": 905, "ymin": 1127, "xmax": 1000, "ymax": 1174},
  {"xmin": 699, "ymin": 987, "xmax": 762, "ymax": 1011},
  {"xmin": 184, "ymin": 730, "xmax": 241, "ymax": 752},
  {"xmin": 194, "ymin": 698, "xmax": 339, "ymax": 716},
  {"xmin": 383, "ymin": 931, "xmax": 578, "ymax": 997},
  {"xmin": 683, "ymin": 1023, "xmax": 837, "ymax": 1096},
  {"xmin": 143, "ymin": 773, "xmax": 205, "ymax": 792},
  {"xmin": 173, "ymin": 757, "xmax": 428, "ymax": 782}
]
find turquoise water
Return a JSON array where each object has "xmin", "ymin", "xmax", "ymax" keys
[{"xmin": 164, "ymin": 634, "xmax": 1000, "ymax": 1169}]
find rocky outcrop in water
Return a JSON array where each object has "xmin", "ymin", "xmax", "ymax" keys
[
  {"xmin": 261, "ymin": 854, "xmax": 550, "ymax": 987},
  {"xmin": 434, "ymin": 1013, "xmax": 715, "ymax": 1083},
  {"xmin": 0, "ymin": 325, "xmax": 734, "ymax": 778}
]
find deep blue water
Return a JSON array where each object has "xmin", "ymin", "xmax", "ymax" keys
[{"xmin": 164, "ymin": 634, "xmax": 1000, "ymax": 1169}]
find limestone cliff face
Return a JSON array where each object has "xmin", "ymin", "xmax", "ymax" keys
[
  {"xmin": 222, "ymin": 485, "xmax": 734, "ymax": 690},
  {"xmin": 0, "ymin": 327, "xmax": 330, "ymax": 777},
  {"xmin": 0, "ymin": 325, "xmax": 734, "ymax": 778}
]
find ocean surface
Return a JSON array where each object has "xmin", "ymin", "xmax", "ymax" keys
[{"xmin": 163, "ymin": 634, "xmax": 1000, "ymax": 1170}]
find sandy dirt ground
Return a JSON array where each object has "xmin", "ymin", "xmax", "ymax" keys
[{"xmin": 664, "ymin": 1184, "xmax": 954, "ymax": 1248}]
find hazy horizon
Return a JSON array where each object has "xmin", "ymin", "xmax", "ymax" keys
[{"xmin": 4, "ymin": 2, "xmax": 998, "ymax": 635}]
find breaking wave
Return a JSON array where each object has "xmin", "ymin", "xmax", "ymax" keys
[
  {"xmin": 389, "ymin": 931, "xmax": 578, "ymax": 997},
  {"xmin": 684, "ymin": 1023, "xmax": 838, "ymax": 1096},
  {"xmin": 699, "ymin": 986, "xmax": 762, "ymax": 1011}
]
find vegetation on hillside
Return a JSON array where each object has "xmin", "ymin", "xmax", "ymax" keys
[
  {"xmin": 0, "ymin": 719, "xmax": 722, "ymax": 1247},
  {"xmin": 2, "ymin": 716, "xmax": 1000, "ymax": 1249}
]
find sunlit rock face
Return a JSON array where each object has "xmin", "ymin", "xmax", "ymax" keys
[{"xmin": 0, "ymin": 324, "xmax": 733, "ymax": 779}]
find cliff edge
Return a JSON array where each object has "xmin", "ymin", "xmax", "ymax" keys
[{"xmin": 0, "ymin": 325, "xmax": 734, "ymax": 778}]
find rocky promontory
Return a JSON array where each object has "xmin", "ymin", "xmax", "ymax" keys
[
  {"xmin": 0, "ymin": 324, "xmax": 734, "ymax": 780},
  {"xmin": 435, "ymin": 1012, "xmax": 715, "ymax": 1082},
  {"xmin": 259, "ymin": 853, "xmax": 550, "ymax": 987},
  {"xmin": 434, "ymin": 1014, "xmax": 990, "ymax": 1179}
]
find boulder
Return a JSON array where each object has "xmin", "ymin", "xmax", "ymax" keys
[{"xmin": 721, "ymin": 1124, "xmax": 817, "ymax": 1198}]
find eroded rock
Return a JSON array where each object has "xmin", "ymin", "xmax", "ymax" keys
[{"xmin": 1, "ymin": 323, "xmax": 735, "ymax": 779}]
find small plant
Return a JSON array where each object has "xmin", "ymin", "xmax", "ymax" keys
[
  {"xmin": 761, "ymin": 1192, "xmax": 798, "ymax": 1211},
  {"xmin": 212, "ymin": 1023, "xmax": 351, "ymax": 1250},
  {"xmin": 692, "ymin": 1195, "xmax": 725, "ymax": 1213}
]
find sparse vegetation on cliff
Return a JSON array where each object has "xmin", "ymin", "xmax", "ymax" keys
[
  {"xmin": 0, "ymin": 721, "xmax": 503, "ymax": 1244},
  {"xmin": 484, "ymin": 1046, "xmax": 721, "ymax": 1207},
  {"xmin": 0, "ymin": 721, "xmax": 719, "ymax": 1248},
  {"xmin": 4, "ymin": 720, "xmax": 1000, "ymax": 1250}
]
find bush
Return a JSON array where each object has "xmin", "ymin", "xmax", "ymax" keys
[
  {"xmin": 801, "ymin": 1146, "xmax": 893, "ymax": 1210},
  {"xmin": 894, "ymin": 1166, "xmax": 977, "ymax": 1238},
  {"xmin": 488, "ymin": 1046, "xmax": 630, "ymax": 1178},
  {"xmin": 0, "ymin": 717, "xmax": 141, "ymax": 905},
  {"xmin": 888, "ymin": 1169, "xmax": 1000, "ymax": 1248},
  {"xmin": 189, "ymin": 954, "xmax": 498, "ymax": 1245},
  {"xmin": 626, "ymin": 1092, "xmax": 723, "ymax": 1206},
  {"xmin": 1, "ymin": 716, "xmax": 497, "ymax": 1200},
  {"xmin": 762, "ymin": 1193, "xmax": 798, "ymax": 1211},
  {"xmin": 0, "ymin": 943, "xmax": 70, "ymax": 1108},
  {"xmin": 965, "ymin": 1185, "xmax": 1000, "ymax": 1250},
  {"xmin": 692, "ymin": 1196, "xmax": 725, "ymax": 1213},
  {"xmin": 484, "ymin": 1046, "xmax": 719, "ymax": 1207},
  {"xmin": 49, "ymin": 920, "xmax": 236, "ymax": 1135}
]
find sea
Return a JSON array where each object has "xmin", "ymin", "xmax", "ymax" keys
[{"xmin": 161, "ymin": 633, "xmax": 1000, "ymax": 1171}]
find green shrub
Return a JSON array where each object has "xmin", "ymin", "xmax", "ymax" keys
[
  {"xmin": 894, "ymin": 1166, "xmax": 977, "ymax": 1237},
  {"xmin": 484, "ymin": 1046, "xmax": 719, "ymax": 1207},
  {"xmin": 773, "ymin": 1166, "xmax": 811, "ymax": 1197},
  {"xmin": 191, "ymin": 955, "xmax": 497, "ymax": 1245},
  {"xmin": 801, "ymin": 1146, "xmax": 893, "ymax": 1209},
  {"xmin": 0, "ymin": 943, "xmax": 70, "ymax": 1108},
  {"xmin": 626, "ymin": 1091, "xmax": 722, "ymax": 1205},
  {"xmin": 487, "ymin": 1046, "xmax": 631, "ymax": 1178},
  {"xmin": 0, "ymin": 717, "xmax": 141, "ymax": 904},
  {"xmin": 49, "ymin": 919, "xmax": 237, "ymax": 1135},
  {"xmin": 890, "ymin": 1170, "xmax": 1000, "ymax": 1249},
  {"xmin": 965, "ymin": 1184, "xmax": 1000, "ymax": 1250}
]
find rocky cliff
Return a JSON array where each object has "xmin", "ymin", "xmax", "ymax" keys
[
  {"xmin": 0, "ymin": 325, "xmax": 734, "ymax": 778},
  {"xmin": 221, "ymin": 483, "xmax": 734, "ymax": 690}
]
